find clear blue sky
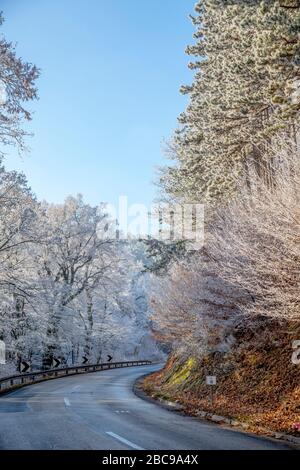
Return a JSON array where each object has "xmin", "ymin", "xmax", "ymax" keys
[{"xmin": 1, "ymin": 0, "xmax": 194, "ymax": 208}]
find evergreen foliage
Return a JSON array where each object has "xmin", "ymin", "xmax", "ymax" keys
[{"xmin": 160, "ymin": 1, "xmax": 300, "ymax": 204}]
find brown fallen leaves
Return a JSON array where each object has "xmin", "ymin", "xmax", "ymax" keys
[{"xmin": 143, "ymin": 321, "xmax": 300, "ymax": 436}]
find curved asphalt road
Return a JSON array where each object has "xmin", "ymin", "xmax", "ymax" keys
[{"xmin": 0, "ymin": 364, "xmax": 290, "ymax": 450}]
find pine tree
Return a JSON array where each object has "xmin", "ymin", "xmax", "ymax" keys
[{"xmin": 160, "ymin": 1, "xmax": 300, "ymax": 205}]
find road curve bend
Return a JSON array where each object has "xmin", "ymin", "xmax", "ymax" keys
[{"xmin": 0, "ymin": 364, "xmax": 290, "ymax": 450}]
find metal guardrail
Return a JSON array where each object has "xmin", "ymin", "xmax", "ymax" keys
[{"xmin": 0, "ymin": 360, "xmax": 152, "ymax": 393}]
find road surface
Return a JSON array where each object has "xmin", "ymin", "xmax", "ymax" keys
[{"xmin": 0, "ymin": 364, "xmax": 290, "ymax": 450}]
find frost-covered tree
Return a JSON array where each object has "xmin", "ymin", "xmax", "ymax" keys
[
  {"xmin": 29, "ymin": 196, "xmax": 121, "ymax": 361},
  {"xmin": 0, "ymin": 162, "xmax": 40, "ymax": 371},
  {"xmin": 152, "ymin": 138, "xmax": 300, "ymax": 362},
  {"xmin": 0, "ymin": 10, "xmax": 161, "ymax": 375},
  {"xmin": 210, "ymin": 140, "xmax": 300, "ymax": 322},
  {"xmin": 150, "ymin": 251, "xmax": 241, "ymax": 358},
  {"xmin": 0, "ymin": 13, "xmax": 39, "ymax": 156},
  {"xmin": 0, "ymin": 194, "xmax": 162, "ymax": 374},
  {"xmin": 160, "ymin": 1, "xmax": 300, "ymax": 204},
  {"xmin": 0, "ymin": 162, "xmax": 37, "ymax": 294}
]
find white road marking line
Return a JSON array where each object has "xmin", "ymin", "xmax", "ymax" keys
[
  {"xmin": 105, "ymin": 431, "xmax": 144, "ymax": 450},
  {"xmin": 64, "ymin": 397, "xmax": 71, "ymax": 407}
]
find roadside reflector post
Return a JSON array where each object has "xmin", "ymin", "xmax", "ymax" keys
[{"xmin": 206, "ymin": 375, "xmax": 217, "ymax": 407}]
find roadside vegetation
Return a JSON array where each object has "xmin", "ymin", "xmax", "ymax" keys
[
  {"xmin": 0, "ymin": 12, "xmax": 161, "ymax": 375},
  {"xmin": 0, "ymin": 1, "xmax": 299, "ymax": 437},
  {"xmin": 145, "ymin": 0, "xmax": 300, "ymax": 436}
]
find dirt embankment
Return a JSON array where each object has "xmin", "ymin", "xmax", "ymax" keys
[{"xmin": 143, "ymin": 321, "xmax": 300, "ymax": 435}]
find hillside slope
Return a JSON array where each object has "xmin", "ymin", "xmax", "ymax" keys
[{"xmin": 143, "ymin": 320, "xmax": 300, "ymax": 435}]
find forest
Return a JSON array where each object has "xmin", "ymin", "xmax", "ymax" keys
[
  {"xmin": 145, "ymin": 0, "xmax": 300, "ymax": 436},
  {"xmin": 0, "ymin": 0, "xmax": 300, "ymax": 438},
  {"xmin": 0, "ymin": 13, "xmax": 161, "ymax": 374}
]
